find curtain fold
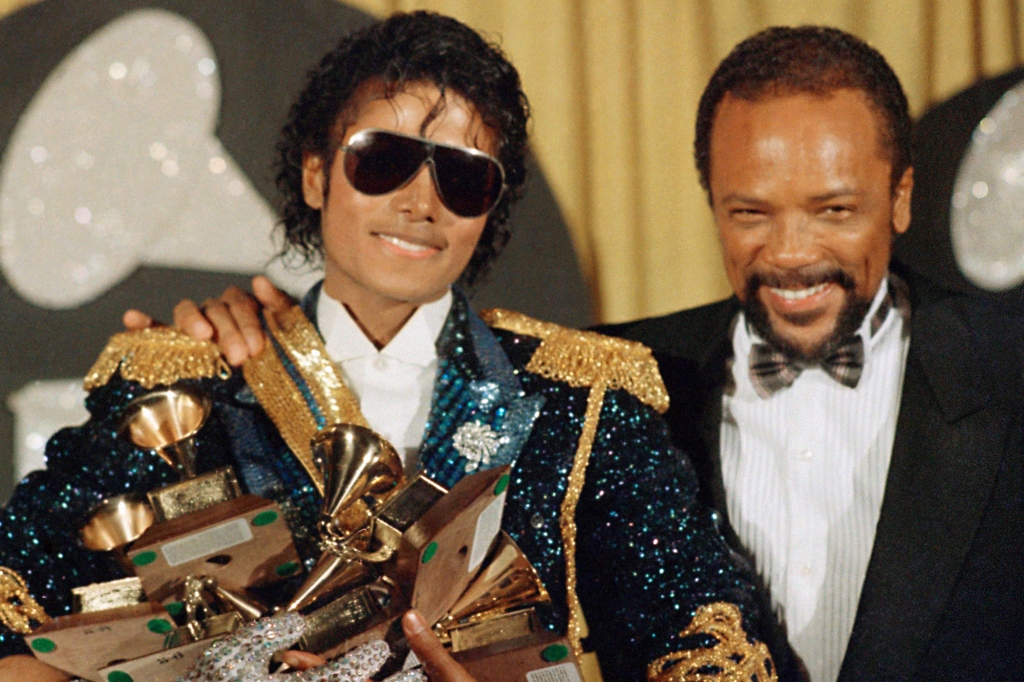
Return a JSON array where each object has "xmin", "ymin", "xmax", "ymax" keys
[{"xmin": 2, "ymin": 0, "xmax": 1021, "ymax": 321}]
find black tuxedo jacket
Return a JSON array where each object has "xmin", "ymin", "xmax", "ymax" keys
[{"xmin": 600, "ymin": 280, "xmax": 1024, "ymax": 681}]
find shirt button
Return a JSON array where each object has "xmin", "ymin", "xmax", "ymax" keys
[
  {"xmin": 800, "ymin": 564, "xmax": 813, "ymax": 577},
  {"xmin": 800, "ymin": 449, "xmax": 813, "ymax": 461},
  {"xmin": 530, "ymin": 513, "xmax": 545, "ymax": 529},
  {"xmin": 373, "ymin": 357, "xmax": 389, "ymax": 371}
]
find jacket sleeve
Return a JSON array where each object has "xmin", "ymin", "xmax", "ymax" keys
[
  {"xmin": 574, "ymin": 386, "xmax": 771, "ymax": 682},
  {"xmin": 0, "ymin": 376, "xmax": 196, "ymax": 656}
]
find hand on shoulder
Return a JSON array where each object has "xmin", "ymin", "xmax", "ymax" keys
[{"xmin": 121, "ymin": 276, "xmax": 293, "ymax": 366}]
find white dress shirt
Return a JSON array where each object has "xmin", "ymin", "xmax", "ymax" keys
[
  {"xmin": 317, "ymin": 288, "xmax": 452, "ymax": 472},
  {"xmin": 720, "ymin": 279, "xmax": 910, "ymax": 682}
]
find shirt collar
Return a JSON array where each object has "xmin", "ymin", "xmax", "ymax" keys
[{"xmin": 317, "ymin": 288, "xmax": 453, "ymax": 368}]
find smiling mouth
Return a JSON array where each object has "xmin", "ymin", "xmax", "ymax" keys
[
  {"xmin": 767, "ymin": 282, "xmax": 830, "ymax": 301},
  {"xmin": 376, "ymin": 233, "xmax": 440, "ymax": 254}
]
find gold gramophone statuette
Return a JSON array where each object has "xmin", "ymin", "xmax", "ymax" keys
[
  {"xmin": 119, "ymin": 386, "xmax": 241, "ymax": 521},
  {"xmin": 116, "ymin": 385, "xmax": 302, "ymax": 600}
]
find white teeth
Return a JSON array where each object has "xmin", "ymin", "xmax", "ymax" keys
[
  {"xmin": 769, "ymin": 282, "xmax": 829, "ymax": 300},
  {"xmin": 379, "ymin": 234, "xmax": 431, "ymax": 252}
]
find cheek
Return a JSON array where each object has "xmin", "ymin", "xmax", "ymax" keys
[{"xmin": 449, "ymin": 220, "xmax": 488, "ymax": 266}]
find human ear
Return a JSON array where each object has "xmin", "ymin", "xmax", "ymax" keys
[
  {"xmin": 892, "ymin": 166, "xmax": 913, "ymax": 235},
  {"xmin": 302, "ymin": 153, "xmax": 326, "ymax": 210}
]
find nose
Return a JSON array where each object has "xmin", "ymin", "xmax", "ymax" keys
[
  {"xmin": 762, "ymin": 211, "xmax": 819, "ymax": 268},
  {"xmin": 390, "ymin": 162, "xmax": 442, "ymax": 222}
]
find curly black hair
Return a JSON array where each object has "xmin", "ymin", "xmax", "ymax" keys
[
  {"xmin": 275, "ymin": 11, "xmax": 530, "ymax": 287},
  {"xmin": 695, "ymin": 26, "xmax": 911, "ymax": 201}
]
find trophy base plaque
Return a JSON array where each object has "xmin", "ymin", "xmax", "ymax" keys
[
  {"xmin": 26, "ymin": 602, "xmax": 175, "ymax": 682},
  {"xmin": 454, "ymin": 632, "xmax": 583, "ymax": 682},
  {"xmin": 127, "ymin": 494, "xmax": 302, "ymax": 598}
]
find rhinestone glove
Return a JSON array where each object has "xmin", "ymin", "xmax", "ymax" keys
[{"xmin": 176, "ymin": 612, "xmax": 390, "ymax": 682}]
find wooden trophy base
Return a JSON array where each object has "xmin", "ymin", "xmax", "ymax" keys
[
  {"xmin": 26, "ymin": 602, "xmax": 175, "ymax": 682},
  {"xmin": 96, "ymin": 636, "xmax": 220, "ymax": 682},
  {"xmin": 455, "ymin": 632, "xmax": 583, "ymax": 682},
  {"xmin": 127, "ymin": 494, "xmax": 301, "ymax": 599}
]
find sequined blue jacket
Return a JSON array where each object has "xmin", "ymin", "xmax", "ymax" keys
[{"xmin": 0, "ymin": 289, "xmax": 765, "ymax": 681}]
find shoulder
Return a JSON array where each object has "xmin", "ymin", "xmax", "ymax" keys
[
  {"xmin": 909, "ymin": 292, "xmax": 1024, "ymax": 409},
  {"xmin": 84, "ymin": 327, "xmax": 232, "ymax": 392},
  {"xmin": 593, "ymin": 297, "xmax": 739, "ymax": 359},
  {"xmin": 480, "ymin": 308, "xmax": 669, "ymax": 413}
]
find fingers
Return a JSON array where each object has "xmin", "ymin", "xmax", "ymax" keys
[
  {"xmin": 402, "ymin": 610, "xmax": 475, "ymax": 682},
  {"xmin": 173, "ymin": 299, "xmax": 215, "ymax": 341},
  {"xmin": 122, "ymin": 308, "xmax": 157, "ymax": 330},
  {"xmin": 172, "ymin": 286, "xmax": 266, "ymax": 366},
  {"xmin": 278, "ymin": 650, "xmax": 327, "ymax": 671},
  {"xmin": 252, "ymin": 275, "xmax": 295, "ymax": 312},
  {"xmin": 293, "ymin": 640, "xmax": 389, "ymax": 682}
]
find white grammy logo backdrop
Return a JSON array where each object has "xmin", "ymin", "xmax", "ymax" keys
[{"xmin": 1, "ymin": 9, "xmax": 320, "ymax": 478}]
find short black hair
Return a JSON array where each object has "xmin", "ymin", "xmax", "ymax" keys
[
  {"xmin": 695, "ymin": 26, "xmax": 911, "ymax": 200},
  {"xmin": 276, "ymin": 11, "xmax": 530, "ymax": 287}
]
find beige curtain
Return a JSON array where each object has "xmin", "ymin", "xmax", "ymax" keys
[{"xmin": 2, "ymin": 0, "xmax": 1022, "ymax": 322}]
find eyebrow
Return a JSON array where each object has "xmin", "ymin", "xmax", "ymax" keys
[{"xmin": 719, "ymin": 188, "xmax": 864, "ymax": 204}]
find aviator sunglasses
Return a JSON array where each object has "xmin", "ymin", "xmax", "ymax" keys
[{"xmin": 340, "ymin": 128, "xmax": 507, "ymax": 218}]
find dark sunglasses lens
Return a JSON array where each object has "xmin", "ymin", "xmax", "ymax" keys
[
  {"xmin": 433, "ymin": 146, "xmax": 504, "ymax": 217},
  {"xmin": 344, "ymin": 132, "xmax": 427, "ymax": 195}
]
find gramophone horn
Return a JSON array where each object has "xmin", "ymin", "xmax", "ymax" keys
[
  {"xmin": 313, "ymin": 423, "xmax": 405, "ymax": 540},
  {"xmin": 79, "ymin": 494, "xmax": 155, "ymax": 551},
  {"xmin": 119, "ymin": 386, "xmax": 211, "ymax": 479}
]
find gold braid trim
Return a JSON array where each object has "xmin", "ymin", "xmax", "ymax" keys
[
  {"xmin": 263, "ymin": 306, "xmax": 367, "ymax": 428},
  {"xmin": 0, "ymin": 567, "xmax": 49, "ymax": 634},
  {"xmin": 560, "ymin": 384, "xmax": 605, "ymax": 660},
  {"xmin": 647, "ymin": 602, "xmax": 776, "ymax": 682},
  {"xmin": 83, "ymin": 327, "xmax": 231, "ymax": 391},
  {"xmin": 479, "ymin": 309, "xmax": 669, "ymax": 413},
  {"xmin": 242, "ymin": 305, "xmax": 369, "ymax": 494}
]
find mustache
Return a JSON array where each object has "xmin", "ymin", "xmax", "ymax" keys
[{"xmin": 745, "ymin": 267, "xmax": 856, "ymax": 297}]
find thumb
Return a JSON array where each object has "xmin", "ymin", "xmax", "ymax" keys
[
  {"xmin": 402, "ymin": 610, "xmax": 475, "ymax": 682},
  {"xmin": 252, "ymin": 275, "xmax": 296, "ymax": 313}
]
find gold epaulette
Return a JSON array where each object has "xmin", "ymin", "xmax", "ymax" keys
[
  {"xmin": 480, "ymin": 309, "xmax": 669, "ymax": 413},
  {"xmin": 647, "ymin": 602, "xmax": 776, "ymax": 682},
  {"xmin": 83, "ymin": 327, "xmax": 231, "ymax": 391},
  {"xmin": 0, "ymin": 567, "xmax": 49, "ymax": 634}
]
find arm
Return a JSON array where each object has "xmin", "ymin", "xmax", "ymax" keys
[
  {"xmin": 0, "ymin": 655, "xmax": 70, "ymax": 681},
  {"xmin": 123, "ymin": 275, "xmax": 293, "ymax": 365},
  {"xmin": 575, "ymin": 389, "xmax": 771, "ymax": 681}
]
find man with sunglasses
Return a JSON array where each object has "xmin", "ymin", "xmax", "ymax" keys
[{"xmin": 0, "ymin": 12, "xmax": 775, "ymax": 682}]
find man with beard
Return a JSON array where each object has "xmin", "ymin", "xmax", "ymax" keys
[{"xmin": 601, "ymin": 26, "xmax": 1024, "ymax": 682}]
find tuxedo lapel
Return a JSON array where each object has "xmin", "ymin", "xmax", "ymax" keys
[{"xmin": 838, "ymin": 302, "xmax": 1002, "ymax": 681}]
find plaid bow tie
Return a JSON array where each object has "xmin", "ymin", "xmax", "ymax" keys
[{"xmin": 749, "ymin": 337, "xmax": 864, "ymax": 398}]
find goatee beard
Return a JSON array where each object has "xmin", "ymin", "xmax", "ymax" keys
[{"xmin": 743, "ymin": 267, "xmax": 871, "ymax": 363}]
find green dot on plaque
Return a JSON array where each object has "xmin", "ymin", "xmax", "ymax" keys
[
  {"xmin": 252, "ymin": 511, "xmax": 279, "ymax": 526},
  {"xmin": 30, "ymin": 638, "xmax": 55, "ymax": 653},
  {"xmin": 421, "ymin": 541, "xmax": 438, "ymax": 564},
  {"xmin": 165, "ymin": 601, "xmax": 184, "ymax": 617},
  {"xmin": 132, "ymin": 551, "xmax": 157, "ymax": 566},
  {"xmin": 147, "ymin": 618, "xmax": 172, "ymax": 634},
  {"xmin": 541, "ymin": 643, "xmax": 569, "ymax": 662},
  {"xmin": 108, "ymin": 672, "xmax": 134, "ymax": 682},
  {"xmin": 494, "ymin": 474, "xmax": 510, "ymax": 496},
  {"xmin": 275, "ymin": 561, "xmax": 300, "ymax": 576}
]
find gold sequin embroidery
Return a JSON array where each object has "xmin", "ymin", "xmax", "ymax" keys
[
  {"xmin": 647, "ymin": 602, "xmax": 776, "ymax": 682},
  {"xmin": 0, "ymin": 567, "xmax": 49, "ymax": 634},
  {"xmin": 480, "ymin": 309, "xmax": 669, "ymax": 413},
  {"xmin": 84, "ymin": 327, "xmax": 231, "ymax": 391},
  {"xmin": 242, "ymin": 306, "xmax": 369, "ymax": 494}
]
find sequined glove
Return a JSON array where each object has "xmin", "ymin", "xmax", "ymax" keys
[{"xmin": 176, "ymin": 612, "xmax": 419, "ymax": 682}]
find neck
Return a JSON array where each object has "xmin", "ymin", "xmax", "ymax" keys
[{"xmin": 321, "ymin": 277, "xmax": 446, "ymax": 349}]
